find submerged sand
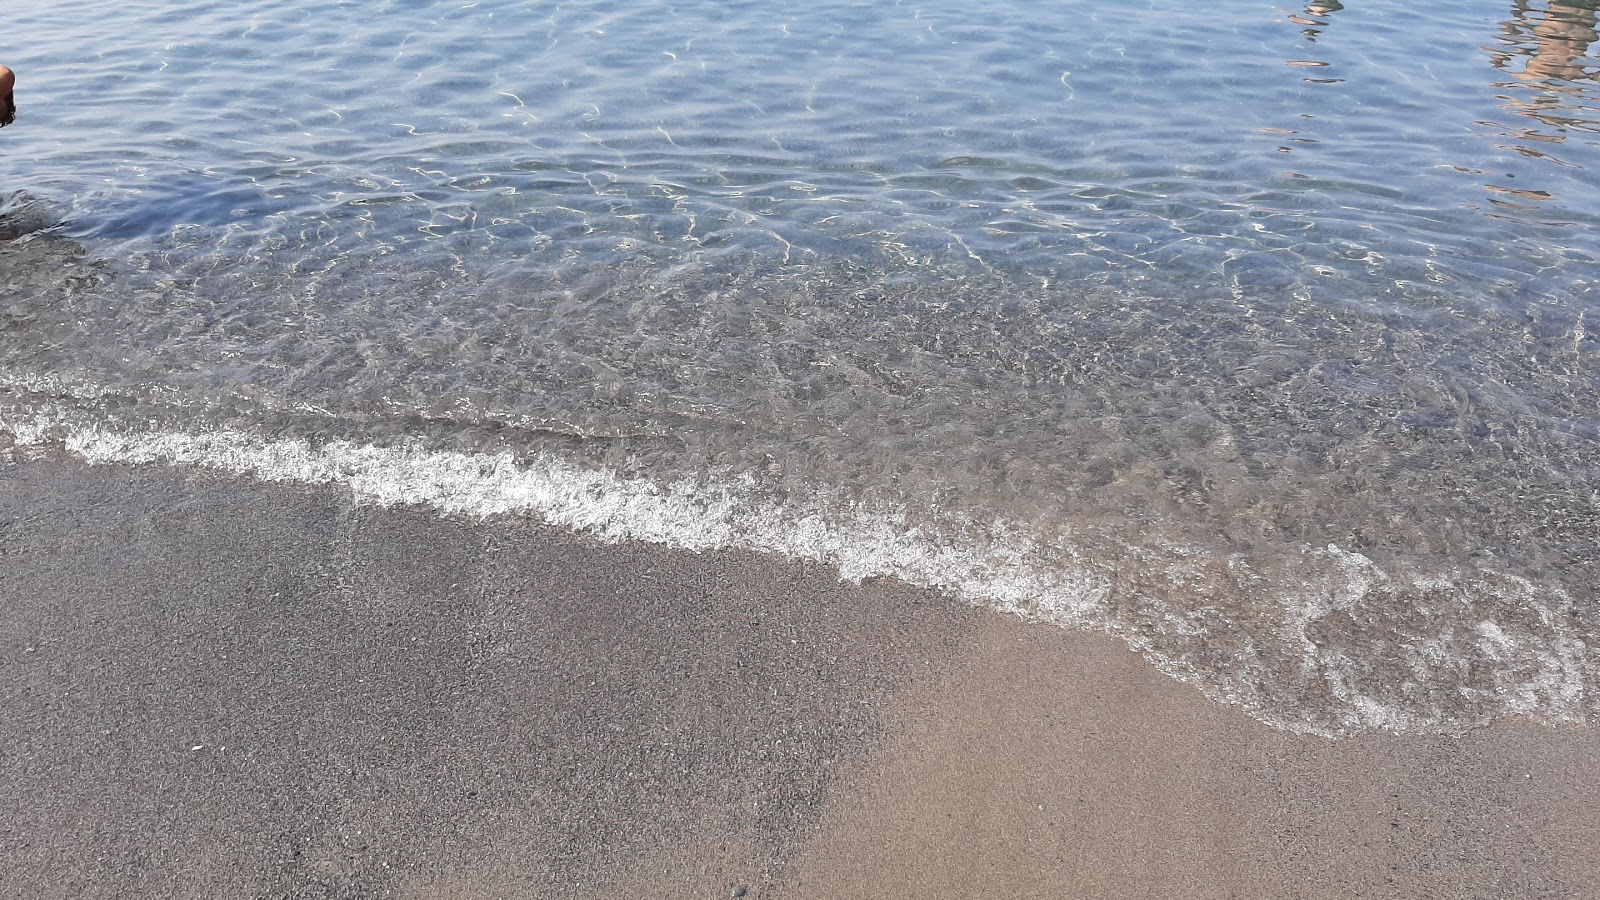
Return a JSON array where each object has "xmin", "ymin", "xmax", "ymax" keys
[{"xmin": 2, "ymin": 457, "xmax": 1596, "ymax": 898}]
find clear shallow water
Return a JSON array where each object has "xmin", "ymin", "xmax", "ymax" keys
[{"xmin": 2, "ymin": 0, "xmax": 1598, "ymax": 734}]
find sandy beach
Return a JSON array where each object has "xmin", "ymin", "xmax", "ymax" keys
[{"xmin": 3, "ymin": 455, "xmax": 1597, "ymax": 899}]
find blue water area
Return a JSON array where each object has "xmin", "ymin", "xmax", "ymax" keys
[
  {"xmin": 2, "ymin": 0, "xmax": 1598, "ymax": 733},
  {"xmin": 5, "ymin": 0, "xmax": 1599, "ymax": 279}
]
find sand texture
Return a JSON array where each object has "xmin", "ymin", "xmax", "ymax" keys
[{"xmin": 2, "ymin": 457, "xmax": 1597, "ymax": 899}]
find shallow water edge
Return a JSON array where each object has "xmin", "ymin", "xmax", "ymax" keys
[{"xmin": 5, "ymin": 408, "xmax": 1591, "ymax": 738}]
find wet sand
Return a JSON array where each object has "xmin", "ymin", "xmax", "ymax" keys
[
  {"xmin": 2, "ymin": 456, "xmax": 1597, "ymax": 899},
  {"xmin": 780, "ymin": 619, "xmax": 1600, "ymax": 899}
]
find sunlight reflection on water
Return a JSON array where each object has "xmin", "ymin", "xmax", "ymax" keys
[{"xmin": 2, "ymin": 0, "xmax": 1598, "ymax": 734}]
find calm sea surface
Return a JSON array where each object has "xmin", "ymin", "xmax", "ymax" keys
[{"xmin": 3, "ymin": 0, "xmax": 1599, "ymax": 734}]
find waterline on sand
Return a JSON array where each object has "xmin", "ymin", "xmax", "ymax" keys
[{"xmin": 4, "ymin": 409, "xmax": 1591, "ymax": 738}]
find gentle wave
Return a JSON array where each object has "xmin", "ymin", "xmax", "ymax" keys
[{"xmin": 4, "ymin": 403, "xmax": 1591, "ymax": 738}]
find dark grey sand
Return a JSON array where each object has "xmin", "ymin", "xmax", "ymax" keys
[
  {"xmin": 0, "ymin": 456, "xmax": 981, "ymax": 898},
  {"xmin": 3, "ymin": 456, "xmax": 1598, "ymax": 899}
]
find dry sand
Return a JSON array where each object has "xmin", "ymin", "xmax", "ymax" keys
[{"xmin": 2, "ymin": 456, "xmax": 1597, "ymax": 899}]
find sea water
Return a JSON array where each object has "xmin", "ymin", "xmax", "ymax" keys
[{"xmin": 2, "ymin": 0, "xmax": 1597, "ymax": 735}]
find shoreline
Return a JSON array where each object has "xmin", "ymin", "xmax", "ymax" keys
[
  {"xmin": 6, "ymin": 413, "xmax": 1591, "ymax": 739},
  {"xmin": 3, "ymin": 457, "xmax": 1597, "ymax": 898}
]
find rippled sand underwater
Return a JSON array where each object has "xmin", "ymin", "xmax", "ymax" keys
[{"xmin": 3, "ymin": 0, "xmax": 1599, "ymax": 734}]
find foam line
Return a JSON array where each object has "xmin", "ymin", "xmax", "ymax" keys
[
  {"xmin": 3, "ymin": 413, "xmax": 1111, "ymax": 620},
  {"xmin": 3, "ymin": 411, "xmax": 1592, "ymax": 738}
]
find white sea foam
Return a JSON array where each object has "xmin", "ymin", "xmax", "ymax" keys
[
  {"xmin": 1, "ymin": 410, "xmax": 1111, "ymax": 620},
  {"xmin": 2, "ymin": 408, "xmax": 1593, "ymax": 737}
]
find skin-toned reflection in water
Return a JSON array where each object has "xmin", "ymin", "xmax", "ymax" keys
[
  {"xmin": 1288, "ymin": 0, "xmax": 1344, "ymax": 42},
  {"xmin": 1281, "ymin": 2, "xmax": 1345, "ymax": 85},
  {"xmin": 1507, "ymin": 0, "xmax": 1599, "ymax": 83},
  {"xmin": 1486, "ymin": 1, "xmax": 1600, "ymax": 139},
  {"xmin": 1270, "ymin": 3, "xmax": 1346, "ymax": 157},
  {"xmin": 1479, "ymin": 1, "xmax": 1600, "ymax": 210}
]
